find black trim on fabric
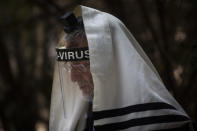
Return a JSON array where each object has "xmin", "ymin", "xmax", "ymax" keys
[
  {"xmin": 94, "ymin": 115, "xmax": 190, "ymax": 131},
  {"xmin": 93, "ymin": 102, "xmax": 176, "ymax": 120},
  {"xmin": 84, "ymin": 102, "xmax": 94, "ymax": 131}
]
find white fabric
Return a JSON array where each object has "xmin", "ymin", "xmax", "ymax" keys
[
  {"xmin": 49, "ymin": 5, "xmax": 190, "ymax": 131},
  {"xmin": 50, "ymin": 62, "xmax": 89, "ymax": 131}
]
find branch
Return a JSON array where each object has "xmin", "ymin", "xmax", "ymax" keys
[
  {"xmin": 0, "ymin": 109, "xmax": 9, "ymax": 131},
  {"xmin": 155, "ymin": 0, "xmax": 168, "ymax": 51},
  {"xmin": 137, "ymin": 0, "xmax": 179, "ymax": 98},
  {"xmin": 0, "ymin": 34, "xmax": 14, "ymax": 87},
  {"xmin": 104, "ymin": 0, "xmax": 128, "ymax": 25}
]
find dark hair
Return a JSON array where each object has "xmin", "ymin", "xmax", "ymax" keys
[{"xmin": 64, "ymin": 18, "xmax": 88, "ymax": 48}]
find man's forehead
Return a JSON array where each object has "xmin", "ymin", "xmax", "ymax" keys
[
  {"xmin": 66, "ymin": 34, "xmax": 88, "ymax": 48},
  {"xmin": 66, "ymin": 41, "xmax": 79, "ymax": 48},
  {"xmin": 67, "ymin": 41, "xmax": 88, "ymax": 49}
]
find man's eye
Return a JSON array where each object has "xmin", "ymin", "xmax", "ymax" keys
[{"xmin": 84, "ymin": 64, "xmax": 90, "ymax": 67}]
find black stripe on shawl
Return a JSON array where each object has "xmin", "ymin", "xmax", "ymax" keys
[
  {"xmin": 94, "ymin": 114, "xmax": 189, "ymax": 131},
  {"xmin": 93, "ymin": 102, "xmax": 176, "ymax": 120}
]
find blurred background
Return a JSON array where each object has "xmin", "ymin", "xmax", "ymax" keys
[{"xmin": 0, "ymin": 0, "xmax": 196, "ymax": 130}]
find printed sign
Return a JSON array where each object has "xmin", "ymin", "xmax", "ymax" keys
[{"xmin": 56, "ymin": 47, "xmax": 89, "ymax": 61}]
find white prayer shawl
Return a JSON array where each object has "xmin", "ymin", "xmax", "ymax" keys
[{"xmin": 49, "ymin": 5, "xmax": 191, "ymax": 131}]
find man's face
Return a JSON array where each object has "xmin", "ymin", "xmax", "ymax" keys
[
  {"xmin": 69, "ymin": 60, "xmax": 93, "ymax": 96},
  {"xmin": 65, "ymin": 34, "xmax": 94, "ymax": 96}
]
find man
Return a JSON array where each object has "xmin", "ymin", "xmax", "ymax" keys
[
  {"xmin": 61, "ymin": 21, "xmax": 94, "ymax": 97},
  {"xmin": 50, "ymin": 5, "xmax": 195, "ymax": 131},
  {"xmin": 50, "ymin": 12, "xmax": 94, "ymax": 131}
]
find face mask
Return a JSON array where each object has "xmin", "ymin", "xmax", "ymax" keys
[
  {"xmin": 53, "ymin": 13, "xmax": 94, "ymax": 123},
  {"xmin": 56, "ymin": 46, "xmax": 93, "ymax": 98}
]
